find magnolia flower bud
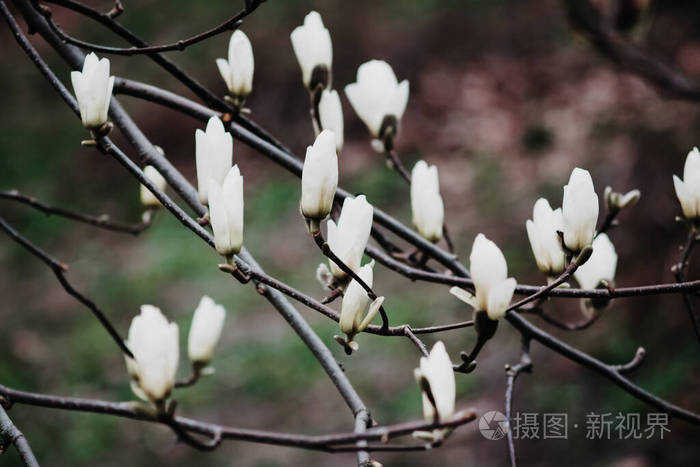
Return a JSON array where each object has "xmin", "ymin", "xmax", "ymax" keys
[
  {"xmin": 526, "ymin": 198, "xmax": 565, "ymax": 275},
  {"xmin": 604, "ymin": 186, "xmax": 641, "ymax": 213},
  {"xmin": 673, "ymin": 147, "xmax": 700, "ymax": 220},
  {"xmin": 344, "ymin": 60, "xmax": 409, "ymax": 139},
  {"xmin": 195, "ymin": 116, "xmax": 233, "ymax": 205},
  {"xmin": 187, "ymin": 296, "xmax": 226, "ymax": 365},
  {"xmin": 290, "ymin": 11, "xmax": 332, "ymax": 90},
  {"xmin": 300, "ymin": 130, "xmax": 338, "ymax": 220},
  {"xmin": 410, "ymin": 161, "xmax": 444, "ymax": 243},
  {"xmin": 339, "ymin": 261, "xmax": 384, "ymax": 340},
  {"xmin": 449, "ymin": 234, "xmax": 516, "ymax": 320},
  {"xmin": 208, "ymin": 166, "xmax": 244, "ymax": 256},
  {"xmin": 125, "ymin": 305, "xmax": 179, "ymax": 402},
  {"xmin": 140, "ymin": 165, "xmax": 167, "ymax": 208},
  {"xmin": 414, "ymin": 341, "xmax": 455, "ymax": 423},
  {"xmin": 327, "ymin": 195, "xmax": 374, "ymax": 279},
  {"xmin": 574, "ymin": 233, "xmax": 617, "ymax": 290},
  {"xmin": 318, "ymin": 89, "xmax": 344, "ymax": 153},
  {"xmin": 562, "ymin": 168, "xmax": 599, "ymax": 253},
  {"xmin": 216, "ymin": 30, "xmax": 254, "ymax": 98},
  {"xmin": 70, "ymin": 52, "xmax": 115, "ymax": 129}
]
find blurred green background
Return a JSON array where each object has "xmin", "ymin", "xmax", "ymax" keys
[{"xmin": 2, "ymin": 0, "xmax": 700, "ymax": 465}]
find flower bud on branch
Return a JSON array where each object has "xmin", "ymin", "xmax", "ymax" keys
[
  {"xmin": 412, "ymin": 341, "xmax": 455, "ymax": 442},
  {"xmin": 410, "ymin": 161, "xmax": 445, "ymax": 243},
  {"xmin": 125, "ymin": 305, "xmax": 179, "ymax": 404},
  {"xmin": 326, "ymin": 195, "xmax": 374, "ymax": 279},
  {"xmin": 290, "ymin": 11, "xmax": 332, "ymax": 91},
  {"xmin": 562, "ymin": 167, "xmax": 599, "ymax": 254},
  {"xmin": 195, "ymin": 116, "xmax": 233, "ymax": 205},
  {"xmin": 208, "ymin": 166, "xmax": 244, "ymax": 257},
  {"xmin": 318, "ymin": 89, "xmax": 344, "ymax": 152},
  {"xmin": 70, "ymin": 52, "xmax": 114, "ymax": 130},
  {"xmin": 188, "ymin": 296, "xmax": 226, "ymax": 367},
  {"xmin": 140, "ymin": 165, "xmax": 167, "ymax": 208},
  {"xmin": 300, "ymin": 130, "xmax": 338, "ymax": 221},
  {"xmin": 673, "ymin": 147, "xmax": 700, "ymax": 221},
  {"xmin": 336, "ymin": 261, "xmax": 384, "ymax": 353},
  {"xmin": 216, "ymin": 30, "xmax": 254, "ymax": 107},
  {"xmin": 345, "ymin": 60, "xmax": 409, "ymax": 148}
]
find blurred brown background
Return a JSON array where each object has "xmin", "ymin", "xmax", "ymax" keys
[{"xmin": 2, "ymin": 0, "xmax": 700, "ymax": 465}]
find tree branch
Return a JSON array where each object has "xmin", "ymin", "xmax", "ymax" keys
[
  {"xmin": 0, "ymin": 190, "xmax": 152, "ymax": 235},
  {"xmin": 0, "ymin": 404, "xmax": 39, "ymax": 467},
  {"xmin": 0, "ymin": 216, "xmax": 133, "ymax": 358},
  {"xmin": 38, "ymin": 0, "xmax": 260, "ymax": 55}
]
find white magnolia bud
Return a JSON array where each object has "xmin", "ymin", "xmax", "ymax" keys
[
  {"xmin": 290, "ymin": 11, "xmax": 332, "ymax": 89},
  {"xmin": 574, "ymin": 233, "xmax": 617, "ymax": 290},
  {"xmin": 410, "ymin": 161, "xmax": 444, "ymax": 243},
  {"xmin": 414, "ymin": 341, "xmax": 455, "ymax": 422},
  {"xmin": 526, "ymin": 198, "xmax": 565, "ymax": 275},
  {"xmin": 195, "ymin": 116, "xmax": 233, "ymax": 205},
  {"xmin": 216, "ymin": 30, "xmax": 254, "ymax": 98},
  {"xmin": 318, "ymin": 89, "xmax": 344, "ymax": 152},
  {"xmin": 300, "ymin": 130, "xmax": 338, "ymax": 219},
  {"xmin": 339, "ymin": 261, "xmax": 384, "ymax": 339},
  {"xmin": 140, "ymin": 165, "xmax": 167, "ymax": 207},
  {"xmin": 208, "ymin": 166, "xmax": 244, "ymax": 256},
  {"xmin": 327, "ymin": 195, "xmax": 374, "ymax": 279},
  {"xmin": 562, "ymin": 168, "xmax": 599, "ymax": 253},
  {"xmin": 449, "ymin": 234, "xmax": 516, "ymax": 320},
  {"xmin": 344, "ymin": 60, "xmax": 409, "ymax": 138},
  {"xmin": 70, "ymin": 52, "xmax": 115, "ymax": 129},
  {"xmin": 673, "ymin": 147, "xmax": 700, "ymax": 220},
  {"xmin": 125, "ymin": 305, "xmax": 179, "ymax": 402},
  {"xmin": 605, "ymin": 186, "xmax": 641, "ymax": 212},
  {"xmin": 187, "ymin": 296, "xmax": 226, "ymax": 365}
]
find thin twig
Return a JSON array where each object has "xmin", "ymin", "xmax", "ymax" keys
[
  {"xmin": 0, "ymin": 404, "xmax": 39, "ymax": 467},
  {"xmin": 0, "ymin": 190, "xmax": 152, "ymax": 235},
  {"xmin": 39, "ymin": 0, "xmax": 260, "ymax": 55},
  {"xmin": 505, "ymin": 337, "xmax": 532, "ymax": 467},
  {"xmin": 311, "ymin": 229, "xmax": 389, "ymax": 332},
  {"xmin": 0, "ymin": 383, "xmax": 477, "ymax": 452},
  {"xmin": 0, "ymin": 216, "xmax": 133, "ymax": 358},
  {"xmin": 672, "ymin": 227, "xmax": 700, "ymax": 343}
]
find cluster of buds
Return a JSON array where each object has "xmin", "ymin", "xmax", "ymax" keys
[
  {"xmin": 125, "ymin": 297, "xmax": 226, "ymax": 407},
  {"xmin": 291, "ymin": 12, "xmax": 344, "ymax": 152},
  {"xmin": 195, "ymin": 116, "xmax": 244, "ymax": 259}
]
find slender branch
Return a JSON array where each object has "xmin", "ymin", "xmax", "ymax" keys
[
  {"xmin": 0, "ymin": 190, "xmax": 152, "ymax": 235},
  {"xmin": 534, "ymin": 307, "xmax": 601, "ymax": 331},
  {"xmin": 384, "ymin": 148, "xmax": 411, "ymax": 184},
  {"xmin": 38, "ymin": 0, "xmax": 260, "ymax": 55},
  {"xmin": 219, "ymin": 263, "xmax": 473, "ymax": 347},
  {"xmin": 311, "ymin": 229, "xmax": 389, "ymax": 332},
  {"xmin": 505, "ymin": 337, "xmax": 532, "ymax": 467},
  {"xmin": 672, "ymin": 227, "xmax": 700, "ymax": 343},
  {"xmin": 505, "ymin": 310, "xmax": 700, "ymax": 425},
  {"xmin": 0, "ymin": 384, "xmax": 477, "ymax": 452},
  {"xmin": 611, "ymin": 347, "xmax": 647, "ymax": 374},
  {"xmin": 0, "ymin": 404, "xmax": 39, "ymax": 467},
  {"xmin": 0, "ymin": 216, "xmax": 133, "ymax": 358}
]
